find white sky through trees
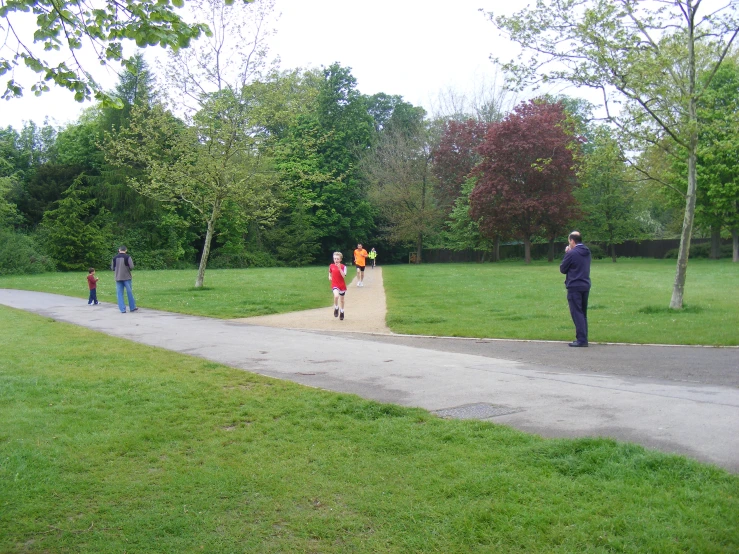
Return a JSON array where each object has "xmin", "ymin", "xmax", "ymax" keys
[{"xmin": 0, "ymin": 0, "xmax": 582, "ymax": 129}]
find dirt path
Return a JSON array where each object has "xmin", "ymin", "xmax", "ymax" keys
[{"xmin": 231, "ymin": 266, "xmax": 392, "ymax": 334}]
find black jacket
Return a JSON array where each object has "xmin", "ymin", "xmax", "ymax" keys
[{"xmin": 559, "ymin": 244, "xmax": 591, "ymax": 291}]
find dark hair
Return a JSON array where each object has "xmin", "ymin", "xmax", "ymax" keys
[
  {"xmin": 88, "ymin": 267, "xmax": 95, "ymax": 273},
  {"xmin": 118, "ymin": 245, "xmax": 127, "ymax": 252},
  {"xmin": 568, "ymin": 232, "xmax": 583, "ymax": 244}
]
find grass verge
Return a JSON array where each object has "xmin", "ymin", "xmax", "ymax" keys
[
  {"xmin": 1, "ymin": 306, "xmax": 738, "ymax": 552},
  {"xmin": 383, "ymin": 259, "xmax": 739, "ymax": 345}
]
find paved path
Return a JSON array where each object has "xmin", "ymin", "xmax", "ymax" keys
[{"xmin": 1, "ymin": 288, "xmax": 737, "ymax": 472}]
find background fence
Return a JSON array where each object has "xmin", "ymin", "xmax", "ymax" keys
[{"xmin": 416, "ymin": 238, "xmax": 729, "ymax": 263}]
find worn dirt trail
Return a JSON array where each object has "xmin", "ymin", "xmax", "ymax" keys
[{"xmin": 231, "ymin": 265, "xmax": 392, "ymax": 334}]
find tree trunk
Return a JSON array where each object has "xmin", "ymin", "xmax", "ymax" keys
[
  {"xmin": 195, "ymin": 201, "xmax": 221, "ymax": 288},
  {"xmin": 733, "ymin": 228, "xmax": 738, "ymax": 262},
  {"xmin": 415, "ymin": 232, "xmax": 422, "ymax": 264},
  {"xmin": 523, "ymin": 237, "xmax": 531, "ymax": 264},
  {"xmin": 611, "ymin": 243, "xmax": 617, "ymax": 263},
  {"xmin": 547, "ymin": 238, "xmax": 554, "ymax": 262},
  {"xmin": 670, "ymin": 29, "xmax": 697, "ymax": 310},
  {"xmin": 493, "ymin": 236, "xmax": 500, "ymax": 262},
  {"xmin": 710, "ymin": 225, "xmax": 721, "ymax": 259}
]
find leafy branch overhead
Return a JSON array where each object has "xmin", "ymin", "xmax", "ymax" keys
[{"xmin": 0, "ymin": 0, "xmax": 249, "ymax": 104}]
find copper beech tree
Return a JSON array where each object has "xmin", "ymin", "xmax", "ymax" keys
[{"xmin": 470, "ymin": 100, "xmax": 581, "ymax": 264}]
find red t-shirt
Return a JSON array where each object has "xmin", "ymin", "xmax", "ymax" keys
[
  {"xmin": 87, "ymin": 274, "xmax": 98, "ymax": 290},
  {"xmin": 329, "ymin": 263, "xmax": 347, "ymax": 291}
]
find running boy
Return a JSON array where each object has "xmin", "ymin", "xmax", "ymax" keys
[
  {"xmin": 87, "ymin": 267, "xmax": 99, "ymax": 305},
  {"xmin": 329, "ymin": 252, "xmax": 347, "ymax": 320}
]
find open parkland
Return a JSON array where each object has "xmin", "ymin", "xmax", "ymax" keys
[{"xmin": 1, "ymin": 258, "xmax": 738, "ymax": 552}]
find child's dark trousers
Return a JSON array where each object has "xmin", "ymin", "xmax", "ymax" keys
[{"xmin": 88, "ymin": 288, "xmax": 98, "ymax": 305}]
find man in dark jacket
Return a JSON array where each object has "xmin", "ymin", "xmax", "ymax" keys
[
  {"xmin": 559, "ymin": 231, "xmax": 591, "ymax": 347},
  {"xmin": 111, "ymin": 246, "xmax": 138, "ymax": 313}
]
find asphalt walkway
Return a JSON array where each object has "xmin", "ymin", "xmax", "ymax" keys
[{"xmin": 1, "ymin": 288, "xmax": 737, "ymax": 472}]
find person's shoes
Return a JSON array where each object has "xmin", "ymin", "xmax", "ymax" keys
[
  {"xmin": 568, "ymin": 341, "xmax": 588, "ymax": 347},
  {"xmin": 334, "ymin": 306, "xmax": 339, "ymax": 317},
  {"xmin": 130, "ymin": 308, "xmax": 139, "ymax": 312},
  {"xmin": 94, "ymin": 302, "xmax": 98, "ymax": 305},
  {"xmin": 340, "ymin": 311, "xmax": 344, "ymax": 320}
]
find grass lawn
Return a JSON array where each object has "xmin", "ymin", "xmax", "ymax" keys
[
  {"xmin": 0, "ymin": 267, "xmax": 334, "ymax": 318},
  {"xmin": 383, "ymin": 259, "xmax": 739, "ymax": 346},
  {"xmin": 1, "ymin": 306, "xmax": 738, "ymax": 552}
]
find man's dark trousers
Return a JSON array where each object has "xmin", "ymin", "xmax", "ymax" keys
[{"xmin": 567, "ymin": 290, "xmax": 589, "ymax": 344}]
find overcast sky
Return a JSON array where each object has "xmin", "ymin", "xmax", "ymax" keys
[{"xmin": 1, "ymin": 0, "xmax": 586, "ymax": 130}]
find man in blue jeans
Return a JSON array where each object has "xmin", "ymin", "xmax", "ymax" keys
[
  {"xmin": 111, "ymin": 246, "xmax": 138, "ymax": 313},
  {"xmin": 560, "ymin": 231, "xmax": 591, "ymax": 347}
]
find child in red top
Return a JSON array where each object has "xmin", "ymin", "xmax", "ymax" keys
[
  {"xmin": 329, "ymin": 252, "xmax": 347, "ymax": 320},
  {"xmin": 87, "ymin": 267, "xmax": 99, "ymax": 305}
]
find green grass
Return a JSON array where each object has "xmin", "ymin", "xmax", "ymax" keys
[
  {"xmin": 1, "ymin": 306, "xmax": 738, "ymax": 552},
  {"xmin": 0, "ymin": 267, "xmax": 334, "ymax": 318},
  {"xmin": 383, "ymin": 259, "xmax": 739, "ymax": 346},
  {"xmin": 1, "ymin": 259, "xmax": 737, "ymax": 344}
]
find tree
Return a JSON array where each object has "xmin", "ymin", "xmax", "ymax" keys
[
  {"xmin": 490, "ymin": 0, "xmax": 739, "ymax": 306},
  {"xmin": 362, "ymin": 124, "xmax": 442, "ymax": 263},
  {"xmin": 470, "ymin": 100, "xmax": 581, "ymax": 264},
  {"xmin": 440, "ymin": 178, "xmax": 497, "ymax": 260},
  {"xmin": 576, "ymin": 126, "xmax": 646, "ymax": 262},
  {"xmin": 431, "ymin": 119, "xmax": 490, "ymax": 212},
  {"xmin": 105, "ymin": 91, "xmax": 275, "ymax": 287},
  {"xmin": 165, "ymin": 0, "xmax": 275, "ymax": 113},
  {"xmin": 36, "ymin": 177, "xmax": 111, "ymax": 270},
  {"xmin": 273, "ymin": 64, "xmax": 375, "ymax": 257},
  {"xmin": 0, "ymin": 0, "xmax": 213, "ymax": 103}
]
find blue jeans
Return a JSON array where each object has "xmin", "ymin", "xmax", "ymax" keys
[
  {"xmin": 116, "ymin": 280, "xmax": 136, "ymax": 313},
  {"xmin": 88, "ymin": 288, "xmax": 98, "ymax": 304}
]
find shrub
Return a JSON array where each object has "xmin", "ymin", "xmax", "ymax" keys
[
  {"xmin": 208, "ymin": 250, "xmax": 279, "ymax": 269},
  {"xmin": 586, "ymin": 243, "xmax": 607, "ymax": 260},
  {"xmin": 664, "ymin": 243, "xmax": 733, "ymax": 259},
  {"xmin": 0, "ymin": 231, "xmax": 56, "ymax": 275}
]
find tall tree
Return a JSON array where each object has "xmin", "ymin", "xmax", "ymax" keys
[
  {"xmin": 490, "ymin": 0, "xmax": 739, "ymax": 306},
  {"xmin": 470, "ymin": 100, "xmax": 581, "ymax": 264},
  {"xmin": 105, "ymin": 91, "xmax": 275, "ymax": 287},
  {"xmin": 431, "ymin": 119, "xmax": 490, "ymax": 212},
  {"xmin": 362, "ymin": 122, "xmax": 441, "ymax": 263},
  {"xmin": 0, "ymin": 0, "xmax": 211, "ymax": 103},
  {"xmin": 576, "ymin": 126, "xmax": 645, "ymax": 262}
]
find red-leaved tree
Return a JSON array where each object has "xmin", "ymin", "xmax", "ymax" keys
[
  {"xmin": 432, "ymin": 119, "xmax": 490, "ymax": 212},
  {"xmin": 470, "ymin": 100, "xmax": 581, "ymax": 263}
]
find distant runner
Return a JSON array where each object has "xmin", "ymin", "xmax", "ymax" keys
[
  {"xmin": 353, "ymin": 243, "xmax": 368, "ymax": 287},
  {"xmin": 368, "ymin": 247, "xmax": 377, "ymax": 268}
]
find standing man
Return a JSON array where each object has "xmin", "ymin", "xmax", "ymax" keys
[
  {"xmin": 560, "ymin": 231, "xmax": 591, "ymax": 347},
  {"xmin": 353, "ymin": 243, "xmax": 368, "ymax": 287},
  {"xmin": 111, "ymin": 246, "xmax": 138, "ymax": 313}
]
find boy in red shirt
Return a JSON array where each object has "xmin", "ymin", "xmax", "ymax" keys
[
  {"xmin": 87, "ymin": 267, "xmax": 99, "ymax": 305},
  {"xmin": 329, "ymin": 251, "xmax": 347, "ymax": 320}
]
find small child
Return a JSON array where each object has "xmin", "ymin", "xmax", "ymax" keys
[
  {"xmin": 328, "ymin": 252, "xmax": 347, "ymax": 320},
  {"xmin": 87, "ymin": 267, "xmax": 99, "ymax": 305}
]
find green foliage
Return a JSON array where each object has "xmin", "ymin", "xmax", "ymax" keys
[
  {"xmin": 575, "ymin": 126, "xmax": 647, "ymax": 255},
  {"xmin": 36, "ymin": 178, "xmax": 112, "ymax": 271},
  {"xmin": 664, "ymin": 243, "xmax": 734, "ymax": 259},
  {"xmin": 0, "ymin": 230, "xmax": 55, "ymax": 275},
  {"xmin": 0, "ymin": 0, "xmax": 209, "ymax": 102},
  {"xmin": 439, "ymin": 179, "xmax": 494, "ymax": 252}
]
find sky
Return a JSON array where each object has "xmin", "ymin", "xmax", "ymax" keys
[{"xmin": 1, "ymin": 0, "xmax": 586, "ymax": 130}]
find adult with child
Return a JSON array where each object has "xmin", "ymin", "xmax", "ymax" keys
[
  {"xmin": 329, "ymin": 251, "xmax": 348, "ymax": 320},
  {"xmin": 111, "ymin": 246, "xmax": 138, "ymax": 314},
  {"xmin": 353, "ymin": 243, "xmax": 368, "ymax": 286},
  {"xmin": 560, "ymin": 231, "xmax": 591, "ymax": 347}
]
